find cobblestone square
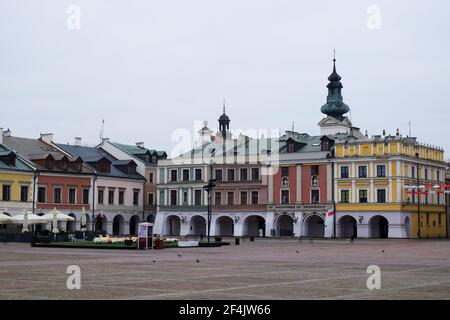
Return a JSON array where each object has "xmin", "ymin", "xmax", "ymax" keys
[{"xmin": 1, "ymin": 239, "xmax": 450, "ymax": 300}]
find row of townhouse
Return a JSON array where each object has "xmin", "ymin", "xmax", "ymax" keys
[
  {"xmin": 0, "ymin": 130, "xmax": 166, "ymax": 236},
  {"xmin": 2, "ymin": 58, "xmax": 447, "ymax": 239},
  {"xmin": 154, "ymin": 58, "xmax": 448, "ymax": 239}
]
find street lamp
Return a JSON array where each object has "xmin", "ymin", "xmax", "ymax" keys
[
  {"xmin": 203, "ymin": 163, "xmax": 216, "ymax": 243},
  {"xmin": 415, "ymin": 152, "xmax": 421, "ymax": 239}
]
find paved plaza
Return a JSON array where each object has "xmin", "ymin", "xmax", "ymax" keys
[{"xmin": 1, "ymin": 239, "xmax": 450, "ymax": 300}]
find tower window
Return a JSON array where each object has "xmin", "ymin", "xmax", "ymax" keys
[{"xmin": 311, "ymin": 165, "xmax": 319, "ymax": 176}]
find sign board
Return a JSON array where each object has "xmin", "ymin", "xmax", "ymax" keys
[{"xmin": 138, "ymin": 222, "xmax": 153, "ymax": 250}]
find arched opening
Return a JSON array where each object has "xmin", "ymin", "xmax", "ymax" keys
[
  {"xmin": 129, "ymin": 215, "xmax": 140, "ymax": 236},
  {"xmin": 404, "ymin": 216, "xmax": 411, "ymax": 238},
  {"xmin": 113, "ymin": 215, "xmax": 124, "ymax": 235},
  {"xmin": 276, "ymin": 214, "xmax": 294, "ymax": 236},
  {"xmin": 215, "ymin": 216, "xmax": 234, "ymax": 236},
  {"xmin": 190, "ymin": 215, "xmax": 206, "ymax": 236},
  {"xmin": 66, "ymin": 213, "xmax": 76, "ymax": 232},
  {"xmin": 369, "ymin": 215, "xmax": 389, "ymax": 238},
  {"xmin": 146, "ymin": 214, "xmax": 155, "ymax": 223},
  {"xmin": 244, "ymin": 215, "xmax": 265, "ymax": 237},
  {"xmin": 95, "ymin": 214, "xmax": 106, "ymax": 231},
  {"xmin": 165, "ymin": 215, "xmax": 181, "ymax": 236},
  {"xmin": 338, "ymin": 215, "xmax": 357, "ymax": 238},
  {"xmin": 305, "ymin": 214, "xmax": 324, "ymax": 238}
]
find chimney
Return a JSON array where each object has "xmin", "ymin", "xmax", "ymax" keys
[
  {"xmin": 74, "ymin": 137, "xmax": 81, "ymax": 146},
  {"xmin": 136, "ymin": 142, "xmax": 145, "ymax": 148},
  {"xmin": 3, "ymin": 128, "xmax": 11, "ymax": 137},
  {"xmin": 102, "ymin": 137, "xmax": 110, "ymax": 143},
  {"xmin": 0, "ymin": 128, "xmax": 3, "ymax": 144},
  {"xmin": 40, "ymin": 133, "xmax": 53, "ymax": 144}
]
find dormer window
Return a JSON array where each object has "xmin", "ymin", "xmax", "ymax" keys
[
  {"xmin": 129, "ymin": 165, "xmax": 136, "ymax": 175},
  {"xmin": 45, "ymin": 158, "xmax": 53, "ymax": 170},
  {"xmin": 287, "ymin": 143, "xmax": 295, "ymax": 153},
  {"xmin": 61, "ymin": 160, "xmax": 68, "ymax": 170}
]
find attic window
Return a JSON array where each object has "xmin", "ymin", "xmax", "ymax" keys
[
  {"xmin": 75, "ymin": 161, "xmax": 82, "ymax": 171},
  {"xmin": 129, "ymin": 165, "xmax": 136, "ymax": 174},
  {"xmin": 45, "ymin": 159, "xmax": 53, "ymax": 170},
  {"xmin": 61, "ymin": 160, "xmax": 68, "ymax": 170},
  {"xmin": 287, "ymin": 143, "xmax": 295, "ymax": 153}
]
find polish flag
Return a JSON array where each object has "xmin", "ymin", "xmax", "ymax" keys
[{"xmin": 327, "ymin": 209, "xmax": 334, "ymax": 217}]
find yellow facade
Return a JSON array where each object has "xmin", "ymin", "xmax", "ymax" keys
[
  {"xmin": 334, "ymin": 136, "xmax": 447, "ymax": 238},
  {"xmin": 0, "ymin": 170, "xmax": 34, "ymax": 212}
]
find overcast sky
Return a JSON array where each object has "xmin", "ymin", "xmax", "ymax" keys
[{"xmin": 1, "ymin": 0, "xmax": 449, "ymax": 159}]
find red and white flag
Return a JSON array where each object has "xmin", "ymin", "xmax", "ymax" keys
[{"xmin": 327, "ymin": 209, "xmax": 334, "ymax": 217}]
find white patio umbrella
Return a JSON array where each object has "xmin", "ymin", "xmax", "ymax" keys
[
  {"xmin": 41, "ymin": 209, "xmax": 76, "ymax": 223},
  {"xmin": 11, "ymin": 211, "xmax": 49, "ymax": 226},
  {"xmin": 23, "ymin": 210, "xmax": 28, "ymax": 232},
  {"xmin": 0, "ymin": 213, "xmax": 12, "ymax": 224},
  {"xmin": 81, "ymin": 207, "xmax": 87, "ymax": 231}
]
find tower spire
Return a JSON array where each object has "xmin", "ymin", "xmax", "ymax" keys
[
  {"xmin": 320, "ymin": 53, "xmax": 349, "ymax": 120},
  {"xmin": 218, "ymin": 100, "xmax": 230, "ymax": 140}
]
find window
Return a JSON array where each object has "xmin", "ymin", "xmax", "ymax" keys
[
  {"xmin": 195, "ymin": 169, "xmax": 202, "ymax": 181},
  {"xmin": 98, "ymin": 189, "xmax": 104, "ymax": 204},
  {"xmin": 2, "ymin": 185, "xmax": 11, "ymax": 201},
  {"xmin": 376, "ymin": 165, "xmax": 386, "ymax": 177},
  {"xmin": 281, "ymin": 190, "xmax": 289, "ymax": 204},
  {"xmin": 68, "ymin": 188, "xmax": 76, "ymax": 204},
  {"xmin": 240, "ymin": 191, "xmax": 248, "ymax": 205},
  {"xmin": 119, "ymin": 190, "xmax": 125, "ymax": 205},
  {"xmin": 147, "ymin": 193, "xmax": 154, "ymax": 206},
  {"xmin": 251, "ymin": 191, "xmax": 258, "ymax": 204},
  {"xmin": 358, "ymin": 166, "xmax": 367, "ymax": 178},
  {"xmin": 54, "ymin": 187, "xmax": 62, "ymax": 203},
  {"xmin": 377, "ymin": 189, "xmax": 386, "ymax": 203},
  {"xmin": 108, "ymin": 189, "xmax": 114, "ymax": 205},
  {"xmin": 133, "ymin": 190, "xmax": 139, "ymax": 205},
  {"xmin": 311, "ymin": 190, "xmax": 320, "ymax": 203},
  {"xmin": 170, "ymin": 169, "xmax": 178, "ymax": 182},
  {"xmin": 311, "ymin": 165, "xmax": 319, "ymax": 176},
  {"xmin": 215, "ymin": 192, "xmax": 222, "ymax": 205},
  {"xmin": 437, "ymin": 170, "xmax": 440, "ymax": 182},
  {"xmin": 159, "ymin": 190, "xmax": 165, "ymax": 205},
  {"xmin": 20, "ymin": 186, "xmax": 28, "ymax": 202},
  {"xmin": 359, "ymin": 190, "xmax": 368, "ymax": 203},
  {"xmin": 340, "ymin": 166, "xmax": 349, "ymax": 178},
  {"xmin": 227, "ymin": 192, "xmax": 234, "ymax": 205},
  {"xmin": 215, "ymin": 169, "xmax": 223, "ymax": 181},
  {"xmin": 251, "ymin": 168, "xmax": 259, "ymax": 180},
  {"xmin": 61, "ymin": 160, "xmax": 68, "ymax": 170},
  {"xmin": 340, "ymin": 190, "xmax": 349, "ymax": 203},
  {"xmin": 239, "ymin": 168, "xmax": 248, "ymax": 181},
  {"xmin": 82, "ymin": 189, "xmax": 90, "ymax": 204},
  {"xmin": 424, "ymin": 169, "xmax": 428, "ymax": 180},
  {"xmin": 149, "ymin": 173, "xmax": 154, "ymax": 183},
  {"xmin": 426, "ymin": 213, "xmax": 430, "ymax": 225},
  {"xmin": 411, "ymin": 166, "xmax": 416, "ymax": 178},
  {"xmin": 281, "ymin": 167, "xmax": 289, "ymax": 177},
  {"xmin": 311, "ymin": 176, "xmax": 318, "ymax": 186},
  {"xmin": 287, "ymin": 143, "xmax": 295, "ymax": 153},
  {"xmin": 182, "ymin": 169, "xmax": 189, "ymax": 181},
  {"xmin": 45, "ymin": 158, "xmax": 53, "ymax": 170},
  {"xmin": 227, "ymin": 169, "xmax": 235, "ymax": 181},
  {"xmin": 194, "ymin": 190, "xmax": 202, "ymax": 205},
  {"xmin": 38, "ymin": 187, "xmax": 46, "ymax": 203},
  {"xmin": 182, "ymin": 191, "xmax": 188, "ymax": 204},
  {"xmin": 170, "ymin": 190, "xmax": 177, "ymax": 205}
]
